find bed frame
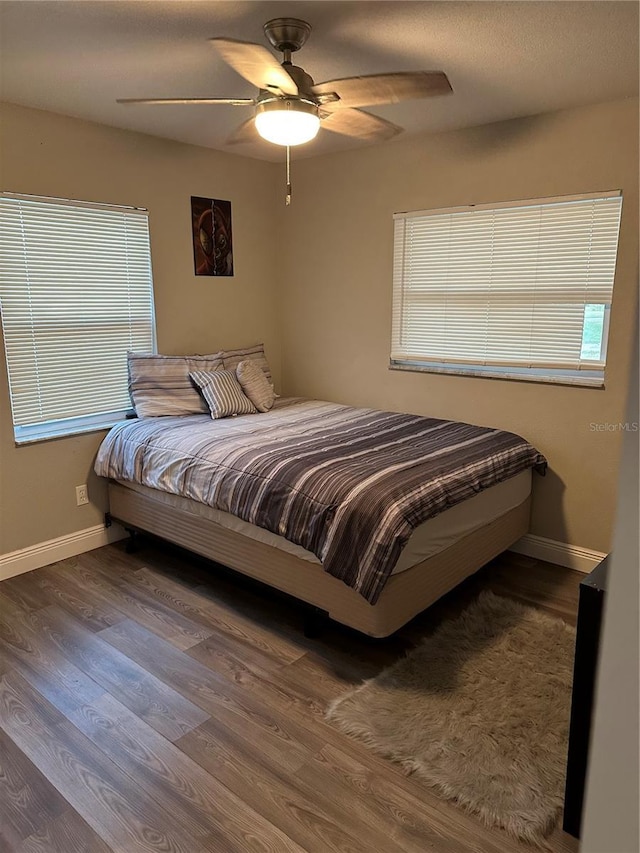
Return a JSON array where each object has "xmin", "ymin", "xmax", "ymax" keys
[{"xmin": 107, "ymin": 480, "xmax": 530, "ymax": 638}]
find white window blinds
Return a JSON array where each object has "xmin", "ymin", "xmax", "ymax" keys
[
  {"xmin": 0, "ymin": 193, "xmax": 155, "ymax": 442},
  {"xmin": 391, "ymin": 192, "xmax": 622, "ymax": 383}
]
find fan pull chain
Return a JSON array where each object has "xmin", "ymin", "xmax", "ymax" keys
[{"xmin": 285, "ymin": 145, "xmax": 292, "ymax": 206}]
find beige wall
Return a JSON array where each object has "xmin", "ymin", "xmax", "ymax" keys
[
  {"xmin": 1, "ymin": 98, "xmax": 638, "ymax": 558},
  {"xmin": 0, "ymin": 102, "xmax": 278, "ymax": 553},
  {"xmin": 279, "ymin": 98, "xmax": 639, "ymax": 553}
]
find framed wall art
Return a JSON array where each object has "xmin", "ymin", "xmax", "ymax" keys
[{"xmin": 191, "ymin": 196, "xmax": 234, "ymax": 276}]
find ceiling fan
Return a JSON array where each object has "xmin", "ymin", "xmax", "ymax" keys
[{"xmin": 118, "ymin": 17, "xmax": 453, "ymax": 201}]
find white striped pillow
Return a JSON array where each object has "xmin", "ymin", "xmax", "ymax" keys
[{"xmin": 190, "ymin": 369, "xmax": 257, "ymax": 419}]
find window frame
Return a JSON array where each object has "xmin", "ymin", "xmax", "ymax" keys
[{"xmin": 390, "ymin": 190, "xmax": 623, "ymax": 388}]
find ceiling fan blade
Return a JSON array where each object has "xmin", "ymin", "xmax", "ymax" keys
[
  {"xmin": 226, "ymin": 118, "xmax": 261, "ymax": 145},
  {"xmin": 209, "ymin": 38, "xmax": 298, "ymax": 96},
  {"xmin": 117, "ymin": 97, "xmax": 255, "ymax": 106},
  {"xmin": 312, "ymin": 71, "xmax": 452, "ymax": 110},
  {"xmin": 321, "ymin": 108, "xmax": 403, "ymax": 141}
]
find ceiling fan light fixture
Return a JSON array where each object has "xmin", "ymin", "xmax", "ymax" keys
[{"xmin": 255, "ymin": 98, "xmax": 320, "ymax": 146}]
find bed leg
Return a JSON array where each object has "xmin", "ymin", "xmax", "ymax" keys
[
  {"xmin": 303, "ymin": 606, "xmax": 329, "ymax": 639},
  {"xmin": 124, "ymin": 528, "xmax": 139, "ymax": 554}
]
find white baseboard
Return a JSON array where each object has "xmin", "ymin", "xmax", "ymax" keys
[
  {"xmin": 0, "ymin": 523, "xmax": 127, "ymax": 581},
  {"xmin": 509, "ymin": 534, "xmax": 606, "ymax": 573},
  {"xmin": 0, "ymin": 524, "xmax": 604, "ymax": 583}
]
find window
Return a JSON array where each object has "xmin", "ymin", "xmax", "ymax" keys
[
  {"xmin": 391, "ymin": 191, "xmax": 623, "ymax": 387},
  {"xmin": 0, "ymin": 193, "xmax": 156, "ymax": 443}
]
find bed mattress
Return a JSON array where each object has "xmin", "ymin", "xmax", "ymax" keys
[
  {"xmin": 115, "ymin": 470, "xmax": 531, "ymax": 576},
  {"xmin": 97, "ymin": 398, "xmax": 544, "ymax": 603}
]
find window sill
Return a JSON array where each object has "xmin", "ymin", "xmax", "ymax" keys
[
  {"xmin": 389, "ymin": 361, "xmax": 605, "ymax": 389},
  {"xmin": 14, "ymin": 411, "xmax": 132, "ymax": 446}
]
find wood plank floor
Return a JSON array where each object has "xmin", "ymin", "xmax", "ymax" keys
[{"xmin": 0, "ymin": 540, "xmax": 582, "ymax": 853}]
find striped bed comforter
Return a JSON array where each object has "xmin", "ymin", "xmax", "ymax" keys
[{"xmin": 95, "ymin": 398, "xmax": 546, "ymax": 604}]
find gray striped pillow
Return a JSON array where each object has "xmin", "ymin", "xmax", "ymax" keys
[
  {"xmin": 128, "ymin": 352, "xmax": 224, "ymax": 417},
  {"xmin": 190, "ymin": 369, "xmax": 257, "ymax": 419},
  {"xmin": 222, "ymin": 343, "xmax": 272, "ymax": 381}
]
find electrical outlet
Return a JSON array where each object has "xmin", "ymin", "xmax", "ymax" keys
[{"xmin": 75, "ymin": 484, "xmax": 89, "ymax": 506}]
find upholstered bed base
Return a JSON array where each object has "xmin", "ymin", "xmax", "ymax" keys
[{"xmin": 107, "ymin": 481, "xmax": 530, "ymax": 638}]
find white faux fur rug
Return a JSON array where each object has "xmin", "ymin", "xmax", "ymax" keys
[{"xmin": 327, "ymin": 591, "xmax": 576, "ymax": 845}]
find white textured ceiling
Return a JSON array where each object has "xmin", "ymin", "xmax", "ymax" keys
[{"xmin": 1, "ymin": 1, "xmax": 638, "ymax": 162}]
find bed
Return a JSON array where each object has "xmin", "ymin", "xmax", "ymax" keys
[{"xmin": 95, "ymin": 390, "xmax": 545, "ymax": 637}]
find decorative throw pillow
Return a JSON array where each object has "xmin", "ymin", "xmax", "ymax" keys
[
  {"xmin": 128, "ymin": 352, "xmax": 224, "ymax": 417},
  {"xmin": 190, "ymin": 369, "xmax": 257, "ymax": 419},
  {"xmin": 222, "ymin": 343, "xmax": 272, "ymax": 381},
  {"xmin": 236, "ymin": 359, "xmax": 276, "ymax": 413}
]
